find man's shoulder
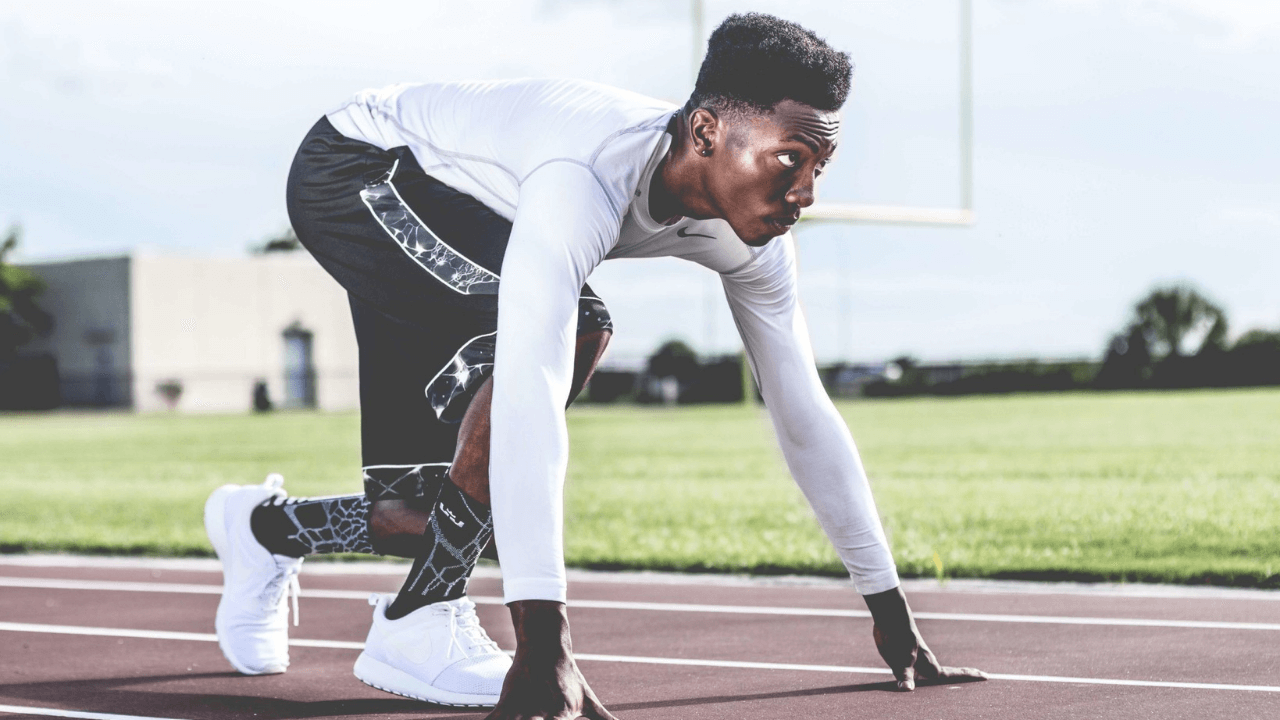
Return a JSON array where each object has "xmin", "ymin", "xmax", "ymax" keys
[
  {"xmin": 519, "ymin": 78, "xmax": 674, "ymax": 117},
  {"xmin": 457, "ymin": 78, "xmax": 674, "ymax": 171},
  {"xmin": 367, "ymin": 78, "xmax": 672, "ymax": 128},
  {"xmin": 415, "ymin": 77, "xmax": 674, "ymax": 127},
  {"xmin": 534, "ymin": 79, "xmax": 676, "ymax": 163}
]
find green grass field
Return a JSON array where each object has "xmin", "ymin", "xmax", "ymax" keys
[{"xmin": 2, "ymin": 388, "xmax": 1278, "ymax": 586}]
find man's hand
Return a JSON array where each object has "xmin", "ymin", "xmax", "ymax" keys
[
  {"xmin": 863, "ymin": 586, "xmax": 988, "ymax": 691},
  {"xmin": 485, "ymin": 600, "xmax": 618, "ymax": 720}
]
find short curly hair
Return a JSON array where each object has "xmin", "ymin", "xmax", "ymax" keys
[{"xmin": 687, "ymin": 13, "xmax": 854, "ymax": 117}]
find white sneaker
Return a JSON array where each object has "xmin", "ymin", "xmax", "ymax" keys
[
  {"xmin": 354, "ymin": 594, "xmax": 511, "ymax": 707},
  {"xmin": 204, "ymin": 473, "xmax": 303, "ymax": 675}
]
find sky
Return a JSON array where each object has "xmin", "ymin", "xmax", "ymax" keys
[{"xmin": 1, "ymin": 0, "xmax": 1277, "ymax": 365}]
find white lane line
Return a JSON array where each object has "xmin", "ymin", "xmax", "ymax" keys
[
  {"xmin": 6, "ymin": 555, "xmax": 1279, "ymax": 601},
  {"xmin": 0, "ymin": 621, "xmax": 365, "ymax": 648},
  {"xmin": 573, "ymin": 655, "xmax": 1280, "ymax": 693},
  {"xmin": 2, "ymin": 621, "xmax": 1278, "ymax": 694},
  {"xmin": 575, "ymin": 652, "xmax": 886, "ymax": 675},
  {"xmin": 908, "ymin": 611, "xmax": 1280, "ymax": 632},
  {"xmin": 4, "ymin": 576, "xmax": 1279, "ymax": 632},
  {"xmin": 0, "ymin": 704, "xmax": 188, "ymax": 720},
  {"xmin": 980, "ymin": 673, "xmax": 1280, "ymax": 693},
  {"xmin": 0, "ymin": 621, "xmax": 216, "ymax": 644},
  {"xmin": 0, "ymin": 576, "xmax": 364, "ymax": 599},
  {"xmin": 289, "ymin": 637, "xmax": 364, "ymax": 650}
]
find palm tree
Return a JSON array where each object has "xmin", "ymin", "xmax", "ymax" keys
[
  {"xmin": 1133, "ymin": 284, "xmax": 1227, "ymax": 359},
  {"xmin": 250, "ymin": 227, "xmax": 303, "ymax": 254},
  {"xmin": 0, "ymin": 225, "xmax": 53, "ymax": 358}
]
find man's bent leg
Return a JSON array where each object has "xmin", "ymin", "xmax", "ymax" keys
[
  {"xmin": 231, "ymin": 308, "xmax": 612, "ymax": 618},
  {"xmin": 383, "ymin": 329, "xmax": 611, "ymax": 620},
  {"xmin": 247, "ymin": 467, "xmax": 457, "ymax": 561},
  {"xmin": 452, "ymin": 328, "xmax": 612, "ymax": 505},
  {"xmin": 250, "ymin": 493, "xmax": 374, "ymax": 558},
  {"xmin": 280, "ymin": 121, "xmax": 506, "ymax": 702}
]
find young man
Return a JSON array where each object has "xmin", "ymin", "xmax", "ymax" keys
[{"xmin": 204, "ymin": 12, "xmax": 985, "ymax": 719}]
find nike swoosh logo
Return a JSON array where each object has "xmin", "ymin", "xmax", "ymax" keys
[
  {"xmin": 676, "ymin": 227, "xmax": 716, "ymax": 240},
  {"xmin": 385, "ymin": 626, "xmax": 435, "ymax": 664}
]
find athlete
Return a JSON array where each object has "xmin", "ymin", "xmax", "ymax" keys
[{"xmin": 203, "ymin": 13, "xmax": 985, "ymax": 719}]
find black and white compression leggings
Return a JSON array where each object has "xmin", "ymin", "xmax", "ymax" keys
[{"xmin": 250, "ymin": 465, "xmax": 493, "ymax": 613}]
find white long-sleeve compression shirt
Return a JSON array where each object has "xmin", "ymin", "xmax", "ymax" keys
[{"xmin": 326, "ymin": 79, "xmax": 900, "ymax": 604}]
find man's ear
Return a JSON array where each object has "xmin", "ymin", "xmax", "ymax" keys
[{"xmin": 688, "ymin": 107, "xmax": 722, "ymax": 157}]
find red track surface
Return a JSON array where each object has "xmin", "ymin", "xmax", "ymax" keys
[{"xmin": 2, "ymin": 559, "xmax": 1278, "ymax": 719}]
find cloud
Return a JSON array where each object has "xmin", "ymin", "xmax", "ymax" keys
[
  {"xmin": 1056, "ymin": 0, "xmax": 1280, "ymax": 50},
  {"xmin": 0, "ymin": 14, "xmax": 188, "ymax": 100},
  {"xmin": 1214, "ymin": 207, "xmax": 1280, "ymax": 230},
  {"xmin": 1151, "ymin": 0, "xmax": 1280, "ymax": 49}
]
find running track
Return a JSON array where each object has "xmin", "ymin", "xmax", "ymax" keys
[{"xmin": 1, "ymin": 556, "xmax": 1277, "ymax": 719}]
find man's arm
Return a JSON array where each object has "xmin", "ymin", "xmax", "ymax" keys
[
  {"xmin": 721, "ymin": 236, "xmax": 985, "ymax": 690},
  {"xmin": 486, "ymin": 161, "xmax": 621, "ymax": 719},
  {"xmin": 489, "ymin": 162, "xmax": 614, "ymax": 605},
  {"xmin": 721, "ymin": 236, "xmax": 897, "ymax": 594}
]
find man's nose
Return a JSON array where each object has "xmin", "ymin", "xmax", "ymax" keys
[{"xmin": 785, "ymin": 179, "xmax": 816, "ymax": 209}]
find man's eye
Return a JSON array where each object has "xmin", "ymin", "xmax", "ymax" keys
[{"xmin": 777, "ymin": 152, "xmax": 799, "ymax": 168}]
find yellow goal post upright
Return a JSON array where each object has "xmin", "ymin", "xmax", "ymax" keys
[{"xmin": 688, "ymin": 0, "xmax": 977, "ymax": 402}]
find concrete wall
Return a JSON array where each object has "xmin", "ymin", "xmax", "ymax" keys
[
  {"xmin": 22, "ymin": 255, "xmax": 133, "ymax": 406},
  {"xmin": 130, "ymin": 252, "xmax": 358, "ymax": 413}
]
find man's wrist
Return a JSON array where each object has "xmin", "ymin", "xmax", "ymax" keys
[
  {"xmin": 863, "ymin": 585, "xmax": 921, "ymax": 670},
  {"xmin": 508, "ymin": 599, "xmax": 573, "ymax": 659},
  {"xmin": 862, "ymin": 585, "xmax": 912, "ymax": 630}
]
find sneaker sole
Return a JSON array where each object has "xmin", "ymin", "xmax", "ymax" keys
[
  {"xmin": 205, "ymin": 484, "xmax": 287, "ymax": 676},
  {"xmin": 353, "ymin": 652, "xmax": 500, "ymax": 708}
]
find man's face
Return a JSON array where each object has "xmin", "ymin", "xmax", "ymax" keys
[{"xmin": 702, "ymin": 99, "xmax": 840, "ymax": 246}]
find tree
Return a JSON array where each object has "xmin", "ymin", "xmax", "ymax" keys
[
  {"xmin": 0, "ymin": 225, "xmax": 53, "ymax": 358},
  {"xmin": 250, "ymin": 227, "xmax": 303, "ymax": 254},
  {"xmin": 1096, "ymin": 283, "xmax": 1232, "ymax": 390},
  {"xmin": 1095, "ymin": 322, "xmax": 1153, "ymax": 389},
  {"xmin": 1228, "ymin": 329, "xmax": 1280, "ymax": 386},
  {"xmin": 1133, "ymin": 284, "xmax": 1227, "ymax": 359},
  {"xmin": 885, "ymin": 355, "xmax": 919, "ymax": 382},
  {"xmin": 646, "ymin": 339, "xmax": 699, "ymax": 384},
  {"xmin": 1233, "ymin": 329, "xmax": 1280, "ymax": 353}
]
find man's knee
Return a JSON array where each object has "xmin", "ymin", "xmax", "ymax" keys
[
  {"xmin": 444, "ymin": 328, "xmax": 613, "ymax": 508},
  {"xmin": 570, "ymin": 329, "xmax": 612, "ymax": 400},
  {"xmin": 451, "ymin": 447, "xmax": 487, "ymax": 497},
  {"xmin": 577, "ymin": 328, "xmax": 611, "ymax": 360}
]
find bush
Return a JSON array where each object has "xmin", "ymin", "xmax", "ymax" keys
[
  {"xmin": 864, "ymin": 360, "xmax": 1096, "ymax": 397},
  {"xmin": 1226, "ymin": 330, "xmax": 1280, "ymax": 386},
  {"xmin": 680, "ymin": 357, "xmax": 745, "ymax": 403},
  {"xmin": 0, "ymin": 354, "xmax": 60, "ymax": 410},
  {"xmin": 584, "ymin": 371, "xmax": 638, "ymax": 404}
]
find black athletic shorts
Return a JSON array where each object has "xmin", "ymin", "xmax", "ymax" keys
[{"xmin": 285, "ymin": 117, "xmax": 612, "ymax": 503}]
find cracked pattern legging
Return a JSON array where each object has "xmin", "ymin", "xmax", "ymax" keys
[{"xmin": 254, "ymin": 493, "xmax": 374, "ymax": 556}]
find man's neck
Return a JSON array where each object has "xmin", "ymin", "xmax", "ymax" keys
[{"xmin": 648, "ymin": 113, "xmax": 716, "ymax": 225}]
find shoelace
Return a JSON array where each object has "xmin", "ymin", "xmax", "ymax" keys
[
  {"xmin": 259, "ymin": 474, "xmax": 300, "ymax": 625},
  {"xmin": 262, "ymin": 561, "xmax": 302, "ymax": 627},
  {"xmin": 443, "ymin": 603, "xmax": 501, "ymax": 660}
]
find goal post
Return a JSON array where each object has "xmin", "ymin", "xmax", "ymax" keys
[
  {"xmin": 800, "ymin": 203, "xmax": 973, "ymax": 227},
  {"xmin": 689, "ymin": 0, "xmax": 978, "ymax": 402},
  {"xmin": 799, "ymin": 0, "xmax": 975, "ymax": 229}
]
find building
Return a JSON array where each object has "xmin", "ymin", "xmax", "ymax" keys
[{"xmin": 22, "ymin": 251, "xmax": 358, "ymax": 413}]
